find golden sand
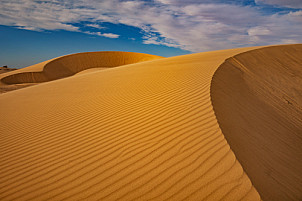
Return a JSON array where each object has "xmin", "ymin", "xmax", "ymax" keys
[{"xmin": 0, "ymin": 45, "xmax": 301, "ymax": 200}]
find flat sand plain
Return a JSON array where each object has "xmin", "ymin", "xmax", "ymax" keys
[{"xmin": 0, "ymin": 45, "xmax": 301, "ymax": 200}]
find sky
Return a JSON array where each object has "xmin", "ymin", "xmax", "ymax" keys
[{"xmin": 0, "ymin": 0, "xmax": 302, "ymax": 68}]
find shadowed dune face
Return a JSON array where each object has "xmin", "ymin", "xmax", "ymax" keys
[
  {"xmin": 1, "ymin": 52, "xmax": 163, "ymax": 85},
  {"xmin": 211, "ymin": 44, "xmax": 302, "ymax": 201}
]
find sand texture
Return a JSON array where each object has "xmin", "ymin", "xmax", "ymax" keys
[{"xmin": 0, "ymin": 44, "xmax": 301, "ymax": 200}]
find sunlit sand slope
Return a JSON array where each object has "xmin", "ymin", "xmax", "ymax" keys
[
  {"xmin": 0, "ymin": 52, "xmax": 163, "ymax": 93},
  {"xmin": 0, "ymin": 48, "xmax": 262, "ymax": 200},
  {"xmin": 211, "ymin": 44, "xmax": 302, "ymax": 201}
]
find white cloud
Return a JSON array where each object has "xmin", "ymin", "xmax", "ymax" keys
[
  {"xmin": 85, "ymin": 24, "xmax": 106, "ymax": 29},
  {"xmin": 99, "ymin": 33, "xmax": 120, "ymax": 38},
  {"xmin": 0, "ymin": 0, "xmax": 301, "ymax": 52},
  {"xmin": 248, "ymin": 26, "xmax": 272, "ymax": 36},
  {"xmin": 84, "ymin": 31, "xmax": 120, "ymax": 38}
]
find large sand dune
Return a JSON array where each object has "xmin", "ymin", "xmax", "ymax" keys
[{"xmin": 0, "ymin": 44, "xmax": 301, "ymax": 200}]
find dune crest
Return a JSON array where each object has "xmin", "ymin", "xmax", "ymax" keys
[{"xmin": 211, "ymin": 44, "xmax": 302, "ymax": 201}]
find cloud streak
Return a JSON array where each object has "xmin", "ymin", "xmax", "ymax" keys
[
  {"xmin": 0, "ymin": 0, "xmax": 301, "ymax": 52},
  {"xmin": 84, "ymin": 31, "xmax": 120, "ymax": 38}
]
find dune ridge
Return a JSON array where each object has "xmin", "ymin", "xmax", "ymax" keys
[{"xmin": 211, "ymin": 44, "xmax": 302, "ymax": 201}]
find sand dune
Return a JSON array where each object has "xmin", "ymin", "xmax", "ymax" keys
[
  {"xmin": 0, "ymin": 51, "xmax": 163, "ymax": 93},
  {"xmin": 0, "ymin": 45, "xmax": 301, "ymax": 200}
]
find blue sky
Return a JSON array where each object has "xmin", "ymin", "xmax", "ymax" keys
[{"xmin": 0, "ymin": 0, "xmax": 301, "ymax": 68}]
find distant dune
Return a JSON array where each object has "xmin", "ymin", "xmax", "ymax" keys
[
  {"xmin": 0, "ymin": 51, "xmax": 163, "ymax": 93},
  {"xmin": 0, "ymin": 45, "xmax": 301, "ymax": 200},
  {"xmin": 0, "ymin": 66, "xmax": 16, "ymax": 74}
]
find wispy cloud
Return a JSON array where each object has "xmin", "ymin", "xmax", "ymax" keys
[
  {"xmin": 85, "ymin": 24, "xmax": 106, "ymax": 29},
  {"xmin": 99, "ymin": 33, "xmax": 120, "ymax": 38},
  {"xmin": 0, "ymin": 0, "xmax": 301, "ymax": 52},
  {"xmin": 84, "ymin": 31, "xmax": 120, "ymax": 38}
]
